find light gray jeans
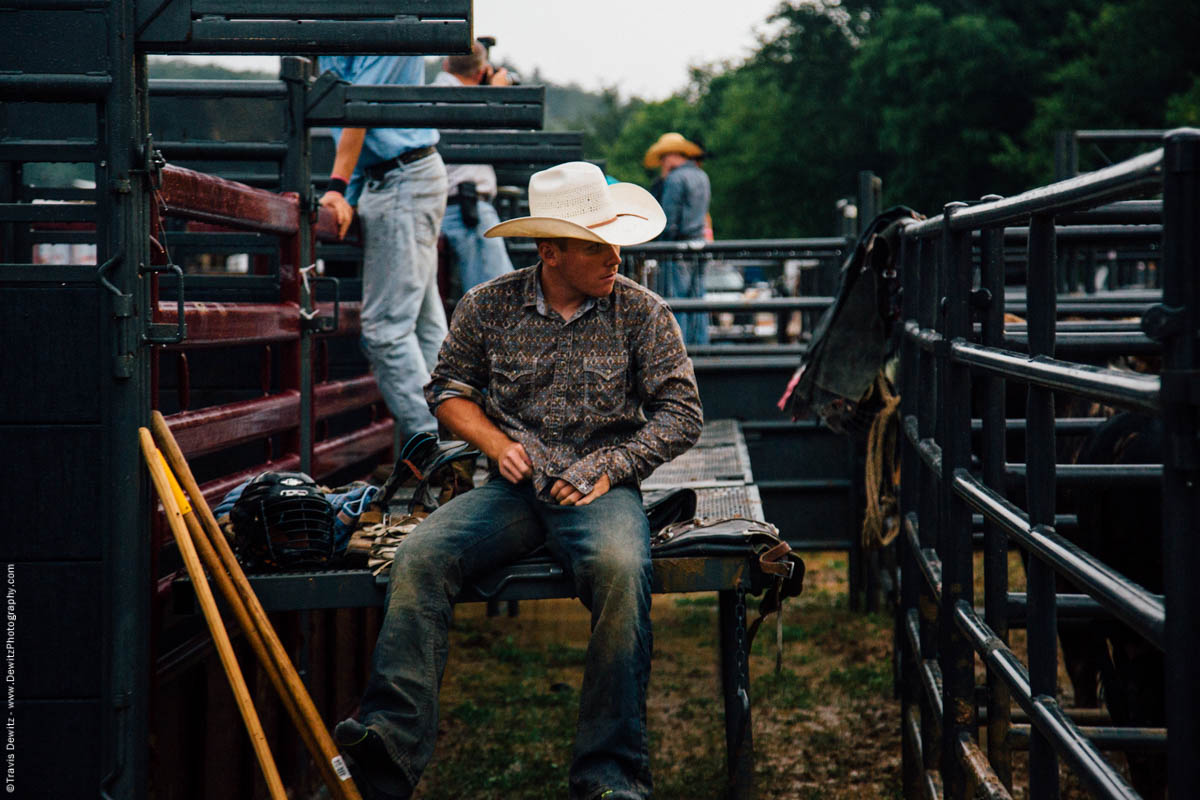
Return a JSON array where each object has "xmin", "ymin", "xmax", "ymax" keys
[{"xmin": 357, "ymin": 152, "xmax": 448, "ymax": 438}]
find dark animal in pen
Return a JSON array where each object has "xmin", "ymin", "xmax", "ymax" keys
[
  {"xmin": 1060, "ymin": 411, "xmax": 1165, "ymax": 800},
  {"xmin": 998, "ymin": 394, "xmax": 1165, "ymax": 799}
]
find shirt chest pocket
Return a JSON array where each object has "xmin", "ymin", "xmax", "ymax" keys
[
  {"xmin": 490, "ymin": 357, "xmax": 537, "ymax": 411},
  {"xmin": 583, "ymin": 355, "xmax": 629, "ymax": 417}
]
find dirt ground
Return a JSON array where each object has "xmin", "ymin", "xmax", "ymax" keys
[
  {"xmin": 328, "ymin": 549, "xmax": 1136, "ymax": 799},
  {"xmin": 409, "ymin": 552, "xmax": 903, "ymax": 800}
]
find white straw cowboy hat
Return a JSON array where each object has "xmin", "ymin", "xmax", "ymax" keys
[
  {"xmin": 484, "ymin": 161, "xmax": 665, "ymax": 246},
  {"xmin": 643, "ymin": 132, "xmax": 704, "ymax": 168}
]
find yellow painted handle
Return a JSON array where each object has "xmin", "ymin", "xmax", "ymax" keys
[{"xmin": 156, "ymin": 448, "xmax": 192, "ymax": 515}]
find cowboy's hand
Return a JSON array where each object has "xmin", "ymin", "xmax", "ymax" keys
[
  {"xmin": 487, "ymin": 67, "xmax": 512, "ymax": 87},
  {"xmin": 319, "ymin": 190, "xmax": 354, "ymax": 239},
  {"xmin": 497, "ymin": 440, "xmax": 533, "ymax": 484},
  {"xmin": 550, "ymin": 473, "xmax": 611, "ymax": 506}
]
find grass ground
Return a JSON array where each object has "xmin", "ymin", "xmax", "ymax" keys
[{"xmin": 409, "ymin": 551, "xmax": 902, "ymax": 800}]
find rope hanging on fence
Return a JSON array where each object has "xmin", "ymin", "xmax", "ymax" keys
[{"xmin": 862, "ymin": 371, "xmax": 902, "ymax": 550}]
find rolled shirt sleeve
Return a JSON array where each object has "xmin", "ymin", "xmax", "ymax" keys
[{"xmin": 425, "ymin": 292, "xmax": 487, "ymax": 413}]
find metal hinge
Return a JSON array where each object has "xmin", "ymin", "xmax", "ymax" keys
[
  {"xmin": 98, "ymin": 253, "xmax": 136, "ymax": 379},
  {"xmin": 299, "ymin": 266, "xmax": 340, "ymax": 333}
]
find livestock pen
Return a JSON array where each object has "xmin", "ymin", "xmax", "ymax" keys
[{"xmin": 896, "ymin": 131, "xmax": 1199, "ymax": 798}]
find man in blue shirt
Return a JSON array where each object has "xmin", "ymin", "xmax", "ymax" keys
[
  {"xmin": 318, "ymin": 55, "xmax": 449, "ymax": 441},
  {"xmin": 644, "ymin": 132, "xmax": 712, "ymax": 345}
]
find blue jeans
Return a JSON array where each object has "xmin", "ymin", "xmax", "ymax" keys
[
  {"xmin": 658, "ymin": 257, "xmax": 709, "ymax": 345},
  {"xmin": 357, "ymin": 152, "xmax": 448, "ymax": 439},
  {"xmin": 358, "ymin": 479, "xmax": 654, "ymax": 800},
  {"xmin": 441, "ymin": 198, "xmax": 514, "ymax": 293}
]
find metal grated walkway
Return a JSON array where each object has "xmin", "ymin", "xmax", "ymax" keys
[{"xmin": 642, "ymin": 438, "xmax": 753, "ymax": 489}]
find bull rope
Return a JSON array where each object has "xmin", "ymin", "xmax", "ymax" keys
[{"xmin": 862, "ymin": 371, "xmax": 902, "ymax": 549}]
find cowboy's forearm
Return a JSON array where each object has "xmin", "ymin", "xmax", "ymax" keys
[{"xmin": 435, "ymin": 397, "xmax": 514, "ymax": 463}]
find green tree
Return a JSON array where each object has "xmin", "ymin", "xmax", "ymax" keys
[
  {"xmin": 598, "ymin": 95, "xmax": 700, "ymax": 184},
  {"xmin": 703, "ymin": 2, "xmax": 868, "ymax": 237},
  {"xmin": 147, "ymin": 58, "xmax": 275, "ymax": 81},
  {"xmin": 1014, "ymin": 0, "xmax": 1200, "ymax": 178},
  {"xmin": 593, "ymin": 2, "xmax": 867, "ymax": 238},
  {"xmin": 848, "ymin": 3, "xmax": 1036, "ymax": 213}
]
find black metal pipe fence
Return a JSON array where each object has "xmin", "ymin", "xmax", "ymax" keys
[
  {"xmin": 510, "ymin": 237, "xmax": 849, "ymax": 344},
  {"xmin": 896, "ymin": 129, "xmax": 1200, "ymax": 799}
]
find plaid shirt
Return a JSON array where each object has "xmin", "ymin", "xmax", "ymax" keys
[{"xmin": 426, "ymin": 263, "xmax": 703, "ymax": 500}]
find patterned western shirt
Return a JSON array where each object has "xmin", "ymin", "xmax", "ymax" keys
[{"xmin": 425, "ymin": 262, "xmax": 703, "ymax": 500}]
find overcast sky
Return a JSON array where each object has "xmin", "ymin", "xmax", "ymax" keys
[{"xmin": 157, "ymin": 0, "xmax": 788, "ymax": 100}]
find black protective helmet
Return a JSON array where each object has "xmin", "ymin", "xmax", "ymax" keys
[{"xmin": 230, "ymin": 471, "xmax": 335, "ymax": 570}]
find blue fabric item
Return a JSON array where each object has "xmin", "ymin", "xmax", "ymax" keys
[
  {"xmin": 356, "ymin": 480, "xmax": 653, "ymax": 799},
  {"xmin": 441, "ymin": 199, "xmax": 513, "ymax": 293},
  {"xmin": 212, "ymin": 479, "xmax": 250, "ymax": 520},
  {"xmin": 214, "ymin": 479, "xmax": 379, "ymax": 557},
  {"xmin": 326, "ymin": 483, "xmax": 381, "ymax": 554},
  {"xmin": 317, "ymin": 55, "xmax": 440, "ymax": 206}
]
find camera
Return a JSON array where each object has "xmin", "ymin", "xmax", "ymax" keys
[{"xmin": 477, "ymin": 36, "xmax": 520, "ymax": 85}]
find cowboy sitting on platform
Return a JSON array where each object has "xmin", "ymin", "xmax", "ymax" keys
[{"xmin": 332, "ymin": 161, "xmax": 704, "ymax": 800}]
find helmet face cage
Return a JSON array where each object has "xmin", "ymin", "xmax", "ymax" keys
[{"xmin": 232, "ymin": 472, "xmax": 335, "ymax": 570}]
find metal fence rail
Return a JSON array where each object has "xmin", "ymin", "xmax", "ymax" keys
[{"xmin": 896, "ymin": 129, "xmax": 1200, "ymax": 798}]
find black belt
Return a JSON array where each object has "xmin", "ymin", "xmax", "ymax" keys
[
  {"xmin": 363, "ymin": 145, "xmax": 437, "ymax": 181},
  {"xmin": 448, "ymin": 190, "xmax": 495, "ymax": 203}
]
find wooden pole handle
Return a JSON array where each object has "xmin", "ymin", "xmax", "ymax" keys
[
  {"xmin": 182, "ymin": 510, "xmax": 344, "ymax": 793},
  {"xmin": 149, "ymin": 411, "xmax": 362, "ymax": 800},
  {"xmin": 139, "ymin": 429, "xmax": 287, "ymax": 800}
]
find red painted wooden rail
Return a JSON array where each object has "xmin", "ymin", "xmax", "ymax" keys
[{"xmin": 149, "ymin": 162, "xmax": 391, "ymax": 587}]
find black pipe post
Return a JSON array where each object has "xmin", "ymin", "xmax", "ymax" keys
[
  {"xmin": 898, "ymin": 228, "xmax": 923, "ymax": 797},
  {"xmin": 978, "ymin": 203, "xmax": 1013, "ymax": 789},
  {"xmin": 100, "ymin": 0, "xmax": 153, "ymax": 794},
  {"xmin": 281, "ymin": 56, "xmax": 314, "ymax": 475},
  {"xmin": 1159, "ymin": 127, "xmax": 1200, "ymax": 797},
  {"xmin": 915, "ymin": 234, "xmax": 941, "ymax": 779},
  {"xmin": 857, "ymin": 171, "xmax": 881, "ymax": 237},
  {"xmin": 1025, "ymin": 211, "xmax": 1059, "ymax": 800},
  {"xmin": 281, "ymin": 55, "xmax": 317, "ymax": 786},
  {"xmin": 1054, "ymin": 131, "xmax": 1073, "ymax": 181},
  {"xmin": 718, "ymin": 588, "xmax": 753, "ymax": 799},
  {"xmin": 939, "ymin": 202, "xmax": 974, "ymax": 798}
]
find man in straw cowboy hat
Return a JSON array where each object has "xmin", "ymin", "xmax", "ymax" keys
[
  {"xmin": 644, "ymin": 132, "xmax": 712, "ymax": 345},
  {"xmin": 334, "ymin": 161, "xmax": 703, "ymax": 800}
]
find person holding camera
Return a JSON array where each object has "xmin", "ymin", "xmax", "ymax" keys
[{"xmin": 433, "ymin": 41, "xmax": 516, "ymax": 295}]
